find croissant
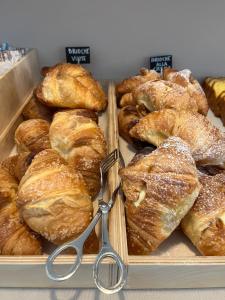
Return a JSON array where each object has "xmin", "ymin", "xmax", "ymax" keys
[
  {"xmin": 119, "ymin": 137, "xmax": 201, "ymax": 255},
  {"xmin": 58, "ymin": 108, "xmax": 99, "ymax": 123},
  {"xmin": 36, "ymin": 63, "xmax": 107, "ymax": 111},
  {"xmin": 0, "ymin": 168, "xmax": 18, "ymax": 206},
  {"xmin": 119, "ymin": 93, "xmax": 136, "ymax": 107},
  {"xmin": 1, "ymin": 152, "xmax": 35, "ymax": 182},
  {"xmin": 130, "ymin": 109, "xmax": 225, "ymax": 168},
  {"xmin": 133, "ymin": 80, "xmax": 198, "ymax": 113},
  {"xmin": 41, "ymin": 63, "xmax": 62, "ymax": 77},
  {"xmin": 15, "ymin": 119, "xmax": 51, "ymax": 154},
  {"xmin": 22, "ymin": 95, "xmax": 53, "ymax": 122},
  {"xmin": 203, "ymin": 77, "xmax": 225, "ymax": 116},
  {"xmin": 116, "ymin": 68, "xmax": 160, "ymax": 96},
  {"xmin": 182, "ymin": 173, "xmax": 225, "ymax": 256},
  {"xmin": 1, "ymin": 155, "xmax": 18, "ymax": 180},
  {"xmin": 0, "ymin": 168, "xmax": 41, "ymax": 255},
  {"xmin": 49, "ymin": 110, "xmax": 107, "ymax": 198},
  {"xmin": 203, "ymin": 77, "xmax": 225, "ymax": 126},
  {"xmin": 17, "ymin": 149, "xmax": 98, "ymax": 253},
  {"xmin": 163, "ymin": 68, "xmax": 208, "ymax": 115},
  {"xmin": 118, "ymin": 105, "xmax": 149, "ymax": 147}
]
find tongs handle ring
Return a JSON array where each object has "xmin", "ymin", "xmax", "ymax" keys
[
  {"xmin": 93, "ymin": 202, "xmax": 127, "ymax": 294},
  {"xmin": 45, "ymin": 242, "xmax": 83, "ymax": 281},
  {"xmin": 93, "ymin": 247, "xmax": 127, "ymax": 294},
  {"xmin": 46, "ymin": 210, "xmax": 102, "ymax": 281}
]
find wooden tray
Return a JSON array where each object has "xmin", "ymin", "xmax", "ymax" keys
[
  {"xmin": 109, "ymin": 81, "xmax": 225, "ymax": 289},
  {"xmin": 0, "ymin": 52, "xmax": 117, "ymax": 288}
]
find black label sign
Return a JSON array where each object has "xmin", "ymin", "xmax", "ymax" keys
[
  {"xmin": 65, "ymin": 47, "xmax": 90, "ymax": 64},
  {"xmin": 150, "ymin": 55, "xmax": 173, "ymax": 73}
]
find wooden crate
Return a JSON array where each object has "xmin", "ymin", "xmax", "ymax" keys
[
  {"xmin": 0, "ymin": 53, "xmax": 117, "ymax": 288},
  {"xmin": 108, "ymin": 81, "xmax": 225, "ymax": 289}
]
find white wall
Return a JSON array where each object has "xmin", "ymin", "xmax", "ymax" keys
[{"xmin": 1, "ymin": 0, "xmax": 225, "ymax": 80}]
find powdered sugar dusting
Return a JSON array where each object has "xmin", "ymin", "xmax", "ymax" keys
[{"xmin": 178, "ymin": 69, "xmax": 192, "ymax": 81}]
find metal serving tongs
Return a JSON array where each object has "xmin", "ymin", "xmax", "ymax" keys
[{"xmin": 45, "ymin": 149, "xmax": 127, "ymax": 294}]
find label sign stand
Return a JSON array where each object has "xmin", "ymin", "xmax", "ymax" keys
[
  {"xmin": 150, "ymin": 55, "xmax": 173, "ymax": 73},
  {"xmin": 65, "ymin": 47, "xmax": 90, "ymax": 64}
]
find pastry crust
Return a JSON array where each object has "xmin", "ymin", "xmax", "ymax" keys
[
  {"xmin": 118, "ymin": 105, "xmax": 149, "ymax": 147},
  {"xmin": 203, "ymin": 77, "xmax": 225, "ymax": 125},
  {"xmin": 116, "ymin": 68, "xmax": 160, "ymax": 96},
  {"xmin": 130, "ymin": 109, "xmax": 225, "ymax": 168},
  {"xmin": 0, "ymin": 168, "xmax": 41, "ymax": 255},
  {"xmin": 119, "ymin": 137, "xmax": 200, "ymax": 255},
  {"xmin": 17, "ymin": 149, "xmax": 98, "ymax": 252},
  {"xmin": 182, "ymin": 173, "xmax": 225, "ymax": 255},
  {"xmin": 163, "ymin": 68, "xmax": 208, "ymax": 115},
  {"xmin": 49, "ymin": 111, "xmax": 107, "ymax": 198},
  {"xmin": 119, "ymin": 93, "xmax": 136, "ymax": 107},
  {"xmin": 22, "ymin": 95, "xmax": 53, "ymax": 121},
  {"xmin": 1, "ymin": 152, "xmax": 35, "ymax": 181},
  {"xmin": 133, "ymin": 80, "xmax": 198, "ymax": 113},
  {"xmin": 36, "ymin": 64, "xmax": 107, "ymax": 111},
  {"xmin": 15, "ymin": 119, "xmax": 51, "ymax": 154}
]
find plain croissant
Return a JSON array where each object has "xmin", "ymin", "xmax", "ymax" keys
[
  {"xmin": 17, "ymin": 149, "xmax": 98, "ymax": 253},
  {"xmin": 119, "ymin": 137, "xmax": 201, "ymax": 255},
  {"xmin": 0, "ymin": 168, "xmax": 41, "ymax": 255},
  {"xmin": 36, "ymin": 63, "xmax": 107, "ymax": 111},
  {"xmin": 49, "ymin": 110, "xmax": 107, "ymax": 198},
  {"xmin": 1, "ymin": 152, "xmax": 35, "ymax": 182},
  {"xmin": 15, "ymin": 119, "xmax": 51, "ymax": 154},
  {"xmin": 22, "ymin": 94, "xmax": 53, "ymax": 122}
]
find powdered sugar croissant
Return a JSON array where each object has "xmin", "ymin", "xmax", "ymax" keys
[
  {"xmin": 120, "ymin": 137, "xmax": 201, "ymax": 255},
  {"xmin": 182, "ymin": 172, "xmax": 225, "ymax": 255},
  {"xmin": 130, "ymin": 109, "xmax": 225, "ymax": 168},
  {"xmin": 133, "ymin": 80, "xmax": 198, "ymax": 113},
  {"xmin": 163, "ymin": 68, "xmax": 208, "ymax": 115}
]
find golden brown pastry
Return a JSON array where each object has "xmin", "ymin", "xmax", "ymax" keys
[
  {"xmin": 17, "ymin": 149, "xmax": 98, "ymax": 253},
  {"xmin": 119, "ymin": 137, "xmax": 201, "ymax": 255},
  {"xmin": 22, "ymin": 95, "xmax": 53, "ymax": 122},
  {"xmin": 0, "ymin": 168, "xmax": 41, "ymax": 255},
  {"xmin": 133, "ymin": 80, "xmax": 198, "ymax": 113},
  {"xmin": 1, "ymin": 155, "xmax": 19, "ymax": 179},
  {"xmin": 119, "ymin": 93, "xmax": 136, "ymax": 107},
  {"xmin": 203, "ymin": 77, "xmax": 225, "ymax": 126},
  {"xmin": 14, "ymin": 152, "xmax": 35, "ymax": 181},
  {"xmin": 36, "ymin": 63, "xmax": 107, "ymax": 111},
  {"xmin": 118, "ymin": 105, "xmax": 149, "ymax": 147},
  {"xmin": 49, "ymin": 111, "xmax": 107, "ymax": 198},
  {"xmin": 0, "ymin": 168, "xmax": 18, "ymax": 206},
  {"xmin": 218, "ymin": 94, "xmax": 225, "ymax": 126},
  {"xmin": 116, "ymin": 68, "xmax": 160, "ymax": 96},
  {"xmin": 41, "ymin": 63, "xmax": 61, "ymax": 77},
  {"xmin": 58, "ymin": 108, "xmax": 99, "ymax": 124},
  {"xmin": 163, "ymin": 68, "xmax": 208, "ymax": 115},
  {"xmin": 15, "ymin": 119, "xmax": 51, "ymax": 154},
  {"xmin": 1, "ymin": 152, "xmax": 35, "ymax": 182},
  {"xmin": 130, "ymin": 109, "xmax": 225, "ymax": 168},
  {"xmin": 203, "ymin": 77, "xmax": 225, "ymax": 117},
  {"xmin": 182, "ymin": 173, "xmax": 225, "ymax": 256}
]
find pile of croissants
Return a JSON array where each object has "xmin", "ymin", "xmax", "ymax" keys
[
  {"xmin": 0, "ymin": 63, "xmax": 107, "ymax": 255},
  {"xmin": 117, "ymin": 67, "xmax": 225, "ymax": 256}
]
